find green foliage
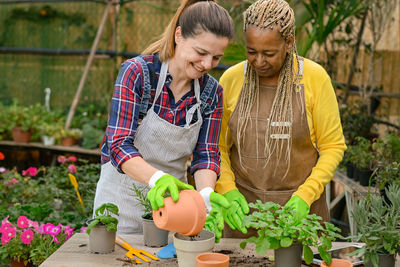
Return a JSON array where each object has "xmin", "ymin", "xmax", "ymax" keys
[
  {"xmin": 373, "ymin": 162, "xmax": 400, "ymax": 191},
  {"xmin": 348, "ymin": 184, "xmax": 400, "ymax": 267},
  {"xmin": 0, "ymin": 159, "xmax": 100, "ymax": 229},
  {"xmin": 240, "ymin": 200, "xmax": 342, "ymax": 265},
  {"xmin": 131, "ymin": 183, "xmax": 152, "ymax": 219},
  {"xmin": 298, "ymin": 0, "xmax": 368, "ymax": 56},
  {"xmin": 87, "ymin": 203, "xmax": 119, "ymax": 234},
  {"xmin": 346, "ymin": 137, "xmax": 374, "ymax": 170},
  {"xmin": 340, "ymin": 102, "xmax": 375, "ymax": 145},
  {"xmin": 2, "ymin": 101, "xmax": 47, "ymax": 132}
]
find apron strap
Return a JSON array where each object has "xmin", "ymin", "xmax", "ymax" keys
[{"xmin": 185, "ymin": 79, "xmax": 201, "ymax": 127}]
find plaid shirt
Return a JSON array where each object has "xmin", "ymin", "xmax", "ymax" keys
[{"xmin": 101, "ymin": 54, "xmax": 222, "ymax": 177}]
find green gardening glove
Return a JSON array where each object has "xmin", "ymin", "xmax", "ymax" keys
[
  {"xmin": 147, "ymin": 171, "xmax": 194, "ymax": 210},
  {"xmin": 201, "ymin": 188, "xmax": 231, "ymax": 243},
  {"xmin": 222, "ymin": 189, "xmax": 249, "ymax": 234},
  {"xmin": 284, "ymin": 195, "xmax": 310, "ymax": 222}
]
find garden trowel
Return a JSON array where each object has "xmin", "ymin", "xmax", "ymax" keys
[{"xmin": 115, "ymin": 234, "xmax": 159, "ymax": 263}]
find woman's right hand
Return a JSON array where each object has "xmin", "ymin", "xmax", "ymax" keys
[{"xmin": 147, "ymin": 173, "xmax": 194, "ymax": 210}]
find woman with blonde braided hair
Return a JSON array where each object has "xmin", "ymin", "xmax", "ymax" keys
[{"xmin": 213, "ymin": 0, "xmax": 346, "ymax": 238}]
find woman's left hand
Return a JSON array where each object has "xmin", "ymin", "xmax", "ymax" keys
[{"xmin": 203, "ymin": 192, "xmax": 231, "ymax": 243}]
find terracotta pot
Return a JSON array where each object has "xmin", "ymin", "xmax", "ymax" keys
[
  {"xmin": 10, "ymin": 258, "xmax": 33, "ymax": 267},
  {"xmin": 61, "ymin": 137, "xmax": 77, "ymax": 146},
  {"xmin": 196, "ymin": 252, "xmax": 229, "ymax": 267},
  {"xmin": 153, "ymin": 189, "xmax": 206, "ymax": 236},
  {"xmin": 321, "ymin": 258, "xmax": 353, "ymax": 267},
  {"xmin": 12, "ymin": 127, "xmax": 32, "ymax": 143}
]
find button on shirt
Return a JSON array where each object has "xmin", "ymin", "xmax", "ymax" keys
[{"xmin": 101, "ymin": 54, "xmax": 223, "ymax": 177}]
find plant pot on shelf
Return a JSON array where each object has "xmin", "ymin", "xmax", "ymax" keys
[
  {"xmin": 10, "ymin": 258, "xmax": 34, "ymax": 267},
  {"xmin": 196, "ymin": 252, "xmax": 229, "ymax": 267},
  {"xmin": 173, "ymin": 229, "xmax": 215, "ymax": 267},
  {"xmin": 274, "ymin": 242, "xmax": 303, "ymax": 267},
  {"xmin": 88, "ymin": 224, "xmax": 116, "ymax": 254},
  {"xmin": 364, "ymin": 253, "xmax": 396, "ymax": 267},
  {"xmin": 354, "ymin": 168, "xmax": 373, "ymax": 186},
  {"xmin": 321, "ymin": 258, "xmax": 353, "ymax": 267},
  {"xmin": 41, "ymin": 135, "xmax": 55, "ymax": 146},
  {"xmin": 153, "ymin": 189, "xmax": 206, "ymax": 236},
  {"xmin": 345, "ymin": 163, "xmax": 355, "ymax": 179},
  {"xmin": 142, "ymin": 216, "xmax": 169, "ymax": 247},
  {"xmin": 12, "ymin": 127, "xmax": 32, "ymax": 143},
  {"xmin": 61, "ymin": 137, "xmax": 77, "ymax": 146}
]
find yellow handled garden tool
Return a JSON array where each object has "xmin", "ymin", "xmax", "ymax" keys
[
  {"xmin": 115, "ymin": 235, "xmax": 159, "ymax": 263},
  {"xmin": 68, "ymin": 174, "xmax": 83, "ymax": 206}
]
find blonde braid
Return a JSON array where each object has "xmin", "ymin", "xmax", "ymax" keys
[{"xmin": 237, "ymin": 0, "xmax": 300, "ymax": 178}]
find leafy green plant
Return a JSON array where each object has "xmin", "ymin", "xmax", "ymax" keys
[
  {"xmin": 87, "ymin": 203, "xmax": 119, "ymax": 234},
  {"xmin": 348, "ymin": 183, "xmax": 400, "ymax": 267},
  {"xmin": 132, "ymin": 183, "xmax": 152, "ymax": 219},
  {"xmin": 240, "ymin": 201, "xmax": 342, "ymax": 265},
  {"xmin": 347, "ymin": 136, "xmax": 374, "ymax": 170},
  {"xmin": 373, "ymin": 161, "xmax": 400, "ymax": 191}
]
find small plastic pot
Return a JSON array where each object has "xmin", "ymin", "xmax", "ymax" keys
[{"xmin": 153, "ymin": 189, "xmax": 206, "ymax": 236}]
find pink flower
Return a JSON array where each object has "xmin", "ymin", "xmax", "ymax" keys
[
  {"xmin": 43, "ymin": 223, "xmax": 56, "ymax": 234},
  {"xmin": 5, "ymin": 178, "xmax": 18, "ymax": 186},
  {"xmin": 68, "ymin": 164, "xmax": 77, "ymax": 174},
  {"xmin": 80, "ymin": 226, "xmax": 87, "ymax": 233},
  {"xmin": 53, "ymin": 236, "xmax": 60, "ymax": 243},
  {"xmin": 1, "ymin": 216, "xmax": 10, "ymax": 227},
  {"xmin": 22, "ymin": 167, "xmax": 37, "ymax": 177},
  {"xmin": 57, "ymin": 156, "xmax": 66, "ymax": 164},
  {"xmin": 1, "ymin": 226, "xmax": 16, "ymax": 243},
  {"xmin": 64, "ymin": 225, "xmax": 74, "ymax": 240},
  {"xmin": 0, "ymin": 222, "xmax": 11, "ymax": 234},
  {"xmin": 67, "ymin": 156, "xmax": 77, "ymax": 162},
  {"xmin": 0, "ymin": 167, "xmax": 5, "ymax": 173},
  {"xmin": 27, "ymin": 219, "xmax": 39, "ymax": 229},
  {"xmin": 20, "ymin": 229, "xmax": 34, "ymax": 245},
  {"xmin": 49, "ymin": 225, "xmax": 61, "ymax": 236},
  {"xmin": 17, "ymin": 216, "xmax": 29, "ymax": 228}
]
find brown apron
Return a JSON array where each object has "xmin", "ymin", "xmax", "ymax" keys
[{"xmin": 223, "ymin": 58, "xmax": 329, "ymax": 238}]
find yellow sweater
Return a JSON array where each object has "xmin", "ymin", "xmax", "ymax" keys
[{"xmin": 215, "ymin": 59, "xmax": 347, "ymax": 206}]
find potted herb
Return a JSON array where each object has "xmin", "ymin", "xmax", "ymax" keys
[
  {"xmin": 240, "ymin": 201, "xmax": 342, "ymax": 267},
  {"xmin": 87, "ymin": 203, "xmax": 119, "ymax": 254},
  {"xmin": 349, "ymin": 137, "xmax": 375, "ymax": 185},
  {"xmin": 348, "ymin": 183, "xmax": 400, "ymax": 267},
  {"xmin": 55, "ymin": 128, "xmax": 83, "ymax": 146},
  {"xmin": 131, "ymin": 183, "xmax": 168, "ymax": 247}
]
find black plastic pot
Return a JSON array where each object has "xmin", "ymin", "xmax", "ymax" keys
[
  {"xmin": 274, "ymin": 243, "xmax": 303, "ymax": 267},
  {"xmin": 364, "ymin": 253, "xmax": 395, "ymax": 267},
  {"xmin": 345, "ymin": 163, "xmax": 355, "ymax": 179},
  {"xmin": 355, "ymin": 168, "xmax": 373, "ymax": 186}
]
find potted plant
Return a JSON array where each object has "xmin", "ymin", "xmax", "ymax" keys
[
  {"xmin": 349, "ymin": 137, "xmax": 375, "ymax": 185},
  {"xmin": 4, "ymin": 103, "xmax": 44, "ymax": 143},
  {"xmin": 131, "ymin": 183, "xmax": 168, "ymax": 247},
  {"xmin": 348, "ymin": 183, "xmax": 400, "ymax": 267},
  {"xmin": 240, "ymin": 201, "xmax": 342, "ymax": 267},
  {"xmin": 55, "ymin": 128, "xmax": 83, "ymax": 146},
  {"xmin": 0, "ymin": 216, "xmax": 74, "ymax": 267},
  {"xmin": 86, "ymin": 202, "xmax": 119, "ymax": 254}
]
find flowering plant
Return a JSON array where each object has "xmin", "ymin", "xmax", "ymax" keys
[{"xmin": 0, "ymin": 215, "xmax": 74, "ymax": 266}]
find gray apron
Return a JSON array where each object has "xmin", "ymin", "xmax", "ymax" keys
[{"xmin": 93, "ymin": 61, "xmax": 203, "ymax": 234}]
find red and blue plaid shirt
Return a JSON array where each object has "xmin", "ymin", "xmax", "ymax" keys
[{"xmin": 101, "ymin": 54, "xmax": 222, "ymax": 177}]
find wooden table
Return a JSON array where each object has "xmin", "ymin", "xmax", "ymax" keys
[{"xmin": 39, "ymin": 233, "xmax": 399, "ymax": 267}]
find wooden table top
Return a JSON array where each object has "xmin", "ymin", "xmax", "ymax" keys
[{"xmin": 39, "ymin": 233, "xmax": 400, "ymax": 267}]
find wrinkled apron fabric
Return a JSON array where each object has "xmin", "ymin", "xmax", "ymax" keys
[
  {"xmin": 94, "ymin": 61, "xmax": 203, "ymax": 234},
  {"xmin": 224, "ymin": 57, "xmax": 328, "ymax": 238}
]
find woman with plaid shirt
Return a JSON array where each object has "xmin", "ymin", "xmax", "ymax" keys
[{"xmin": 93, "ymin": 0, "xmax": 234, "ymax": 241}]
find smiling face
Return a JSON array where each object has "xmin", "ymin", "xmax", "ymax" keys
[
  {"xmin": 245, "ymin": 25, "xmax": 293, "ymax": 85},
  {"xmin": 173, "ymin": 27, "xmax": 230, "ymax": 80}
]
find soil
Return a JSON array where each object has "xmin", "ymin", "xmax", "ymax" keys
[{"xmin": 115, "ymin": 249, "xmax": 275, "ymax": 266}]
